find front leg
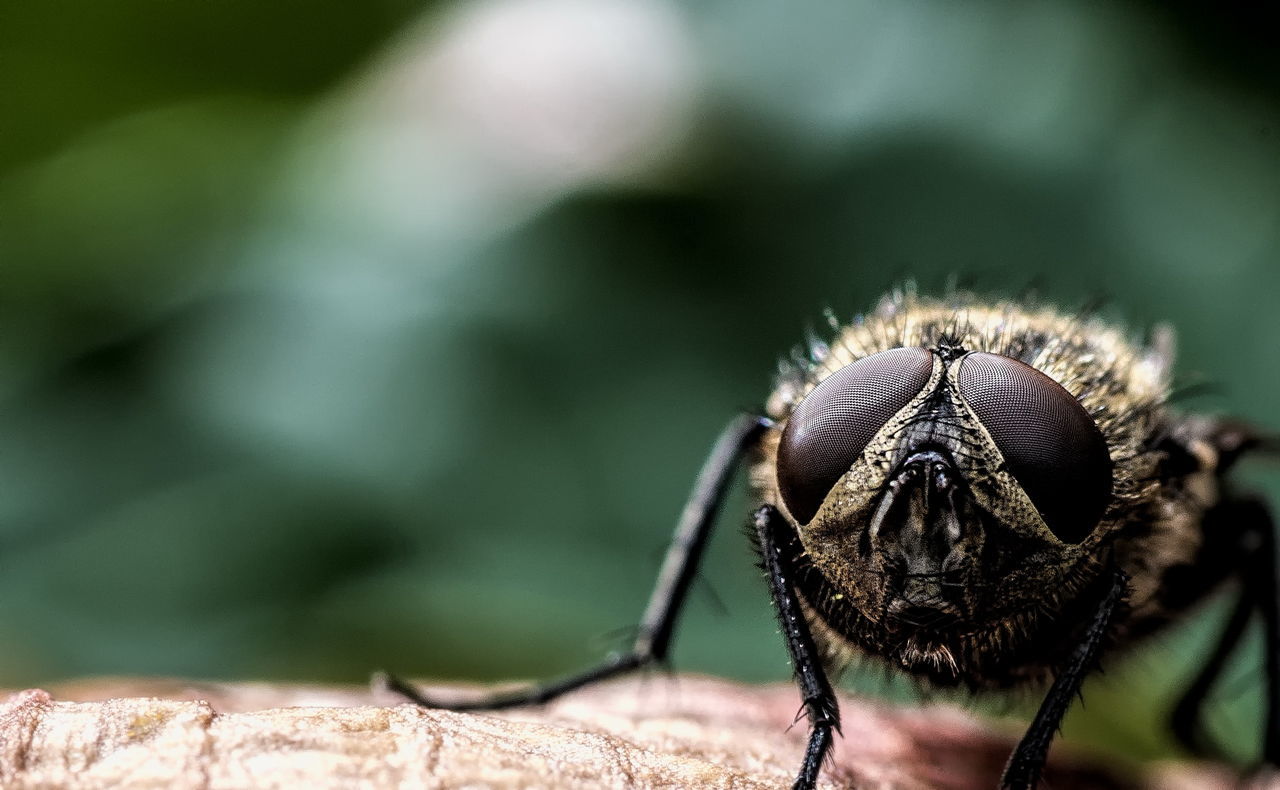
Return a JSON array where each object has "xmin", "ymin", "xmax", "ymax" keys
[
  {"xmin": 753, "ymin": 504, "xmax": 841, "ymax": 790},
  {"xmin": 384, "ymin": 413, "xmax": 771, "ymax": 710},
  {"xmin": 1000, "ymin": 569, "xmax": 1129, "ymax": 790}
]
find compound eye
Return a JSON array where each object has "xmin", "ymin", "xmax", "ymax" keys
[
  {"xmin": 954, "ymin": 352, "xmax": 1112, "ymax": 543},
  {"xmin": 778, "ymin": 347, "xmax": 935, "ymax": 524}
]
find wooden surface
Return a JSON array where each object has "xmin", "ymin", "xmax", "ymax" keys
[{"xmin": 0, "ymin": 675, "xmax": 1265, "ymax": 789}]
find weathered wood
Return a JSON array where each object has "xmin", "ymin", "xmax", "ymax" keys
[{"xmin": 0, "ymin": 675, "xmax": 1263, "ymax": 789}]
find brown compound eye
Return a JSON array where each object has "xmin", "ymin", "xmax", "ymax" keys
[
  {"xmin": 778, "ymin": 347, "xmax": 935, "ymax": 524},
  {"xmin": 954, "ymin": 352, "xmax": 1112, "ymax": 544}
]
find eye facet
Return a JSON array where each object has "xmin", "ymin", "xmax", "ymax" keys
[
  {"xmin": 954, "ymin": 352, "xmax": 1112, "ymax": 543},
  {"xmin": 778, "ymin": 347, "xmax": 935, "ymax": 524}
]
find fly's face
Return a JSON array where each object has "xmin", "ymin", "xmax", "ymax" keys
[{"xmin": 772, "ymin": 343, "xmax": 1115, "ymax": 639}]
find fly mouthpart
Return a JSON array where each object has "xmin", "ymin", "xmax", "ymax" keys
[{"xmin": 870, "ymin": 448, "xmax": 976, "ymax": 617}]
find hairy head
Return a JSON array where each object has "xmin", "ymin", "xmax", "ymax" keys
[{"xmin": 754, "ymin": 289, "xmax": 1171, "ymax": 686}]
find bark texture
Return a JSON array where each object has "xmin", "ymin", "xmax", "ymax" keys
[{"xmin": 0, "ymin": 675, "xmax": 1266, "ymax": 789}]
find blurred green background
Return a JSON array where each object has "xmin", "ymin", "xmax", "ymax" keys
[{"xmin": 3, "ymin": 0, "xmax": 1279, "ymax": 769}]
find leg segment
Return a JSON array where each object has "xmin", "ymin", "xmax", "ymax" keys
[
  {"xmin": 1170, "ymin": 585, "xmax": 1253, "ymax": 756},
  {"xmin": 1166, "ymin": 494, "xmax": 1278, "ymax": 763},
  {"xmin": 1242, "ymin": 497, "xmax": 1280, "ymax": 763},
  {"xmin": 753, "ymin": 504, "xmax": 840, "ymax": 790},
  {"xmin": 384, "ymin": 413, "xmax": 771, "ymax": 710},
  {"xmin": 999, "ymin": 569, "xmax": 1129, "ymax": 790}
]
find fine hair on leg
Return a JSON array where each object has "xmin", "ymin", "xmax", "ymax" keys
[{"xmin": 753, "ymin": 504, "xmax": 841, "ymax": 790}]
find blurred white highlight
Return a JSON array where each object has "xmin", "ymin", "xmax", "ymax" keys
[{"xmin": 309, "ymin": 0, "xmax": 700, "ymax": 246}]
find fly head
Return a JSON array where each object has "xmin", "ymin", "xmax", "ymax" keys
[{"xmin": 772, "ymin": 340, "xmax": 1115, "ymax": 680}]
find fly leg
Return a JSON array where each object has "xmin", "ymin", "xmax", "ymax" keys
[
  {"xmin": 381, "ymin": 413, "xmax": 770, "ymax": 710},
  {"xmin": 1170, "ymin": 584, "xmax": 1254, "ymax": 756},
  {"xmin": 1000, "ymin": 569, "xmax": 1129, "ymax": 790},
  {"xmin": 1168, "ymin": 495, "xmax": 1278, "ymax": 763},
  {"xmin": 753, "ymin": 504, "xmax": 841, "ymax": 790}
]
